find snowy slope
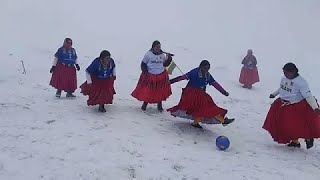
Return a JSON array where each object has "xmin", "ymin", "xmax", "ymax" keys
[{"xmin": 1, "ymin": 0, "xmax": 320, "ymax": 179}]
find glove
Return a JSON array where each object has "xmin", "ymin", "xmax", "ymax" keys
[
  {"xmin": 141, "ymin": 62, "xmax": 148, "ymax": 74},
  {"xmin": 75, "ymin": 64, "xmax": 80, "ymax": 71},
  {"xmin": 223, "ymin": 92, "xmax": 229, "ymax": 96},
  {"xmin": 50, "ymin": 66, "xmax": 55, "ymax": 73},
  {"xmin": 269, "ymin": 94, "xmax": 276, "ymax": 98}
]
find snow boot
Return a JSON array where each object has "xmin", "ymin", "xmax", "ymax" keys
[
  {"xmin": 305, "ymin": 138, "xmax": 314, "ymax": 149},
  {"xmin": 222, "ymin": 117, "xmax": 235, "ymax": 126},
  {"xmin": 243, "ymin": 85, "xmax": 252, "ymax": 89},
  {"xmin": 191, "ymin": 123, "xmax": 203, "ymax": 129},
  {"xmin": 66, "ymin": 92, "xmax": 76, "ymax": 98},
  {"xmin": 56, "ymin": 90, "xmax": 62, "ymax": 98},
  {"xmin": 141, "ymin": 102, "xmax": 148, "ymax": 111},
  {"xmin": 157, "ymin": 102, "xmax": 163, "ymax": 112},
  {"xmin": 98, "ymin": 105, "xmax": 106, "ymax": 113},
  {"xmin": 287, "ymin": 141, "xmax": 301, "ymax": 148}
]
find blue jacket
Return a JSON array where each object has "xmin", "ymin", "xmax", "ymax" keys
[
  {"xmin": 55, "ymin": 47, "xmax": 77, "ymax": 65},
  {"xmin": 86, "ymin": 58, "xmax": 115, "ymax": 79}
]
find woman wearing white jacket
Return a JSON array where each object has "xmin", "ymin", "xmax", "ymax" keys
[
  {"xmin": 263, "ymin": 62, "xmax": 320, "ymax": 149},
  {"xmin": 131, "ymin": 40, "xmax": 172, "ymax": 112}
]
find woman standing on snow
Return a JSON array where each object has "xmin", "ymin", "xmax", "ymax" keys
[
  {"xmin": 131, "ymin": 40, "xmax": 172, "ymax": 112},
  {"xmin": 167, "ymin": 60, "xmax": 234, "ymax": 129},
  {"xmin": 239, "ymin": 49, "xmax": 259, "ymax": 89},
  {"xmin": 80, "ymin": 50, "xmax": 116, "ymax": 112},
  {"xmin": 50, "ymin": 38, "xmax": 80, "ymax": 98},
  {"xmin": 263, "ymin": 62, "xmax": 320, "ymax": 149}
]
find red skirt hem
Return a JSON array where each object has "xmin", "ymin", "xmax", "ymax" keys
[
  {"xmin": 263, "ymin": 98, "xmax": 320, "ymax": 144},
  {"xmin": 239, "ymin": 66, "xmax": 259, "ymax": 85},
  {"xmin": 167, "ymin": 86, "xmax": 227, "ymax": 119},
  {"xmin": 131, "ymin": 71, "xmax": 171, "ymax": 103},
  {"xmin": 50, "ymin": 63, "xmax": 77, "ymax": 92},
  {"xmin": 80, "ymin": 76, "xmax": 116, "ymax": 106}
]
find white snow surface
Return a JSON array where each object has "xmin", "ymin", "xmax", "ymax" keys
[{"xmin": 1, "ymin": 0, "xmax": 320, "ymax": 179}]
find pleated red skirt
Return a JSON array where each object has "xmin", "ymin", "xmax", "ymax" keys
[
  {"xmin": 131, "ymin": 71, "xmax": 171, "ymax": 103},
  {"xmin": 80, "ymin": 76, "xmax": 116, "ymax": 106},
  {"xmin": 263, "ymin": 98, "xmax": 320, "ymax": 144},
  {"xmin": 167, "ymin": 86, "xmax": 227, "ymax": 119},
  {"xmin": 239, "ymin": 66, "xmax": 259, "ymax": 86},
  {"xmin": 50, "ymin": 63, "xmax": 77, "ymax": 92}
]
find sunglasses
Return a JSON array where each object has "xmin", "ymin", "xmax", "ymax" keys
[{"xmin": 66, "ymin": 41, "xmax": 72, "ymax": 44}]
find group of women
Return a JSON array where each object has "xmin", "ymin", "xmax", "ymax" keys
[{"xmin": 49, "ymin": 38, "xmax": 320, "ymax": 149}]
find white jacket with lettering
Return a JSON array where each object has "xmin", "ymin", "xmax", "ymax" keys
[{"xmin": 271, "ymin": 76, "xmax": 318, "ymax": 110}]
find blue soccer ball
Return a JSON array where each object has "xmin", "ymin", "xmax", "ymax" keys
[{"xmin": 216, "ymin": 136, "xmax": 230, "ymax": 150}]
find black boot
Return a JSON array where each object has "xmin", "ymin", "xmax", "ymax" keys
[
  {"xmin": 157, "ymin": 102, "xmax": 163, "ymax": 112},
  {"xmin": 222, "ymin": 117, "xmax": 235, "ymax": 126},
  {"xmin": 191, "ymin": 123, "xmax": 203, "ymax": 129},
  {"xmin": 56, "ymin": 90, "xmax": 62, "ymax": 98},
  {"xmin": 287, "ymin": 141, "xmax": 301, "ymax": 148},
  {"xmin": 66, "ymin": 92, "xmax": 76, "ymax": 98},
  {"xmin": 98, "ymin": 104, "xmax": 106, "ymax": 112},
  {"xmin": 305, "ymin": 138, "xmax": 314, "ymax": 149},
  {"xmin": 141, "ymin": 102, "xmax": 148, "ymax": 111}
]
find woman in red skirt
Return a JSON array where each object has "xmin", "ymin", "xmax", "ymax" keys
[
  {"xmin": 263, "ymin": 63, "xmax": 320, "ymax": 149},
  {"xmin": 50, "ymin": 38, "xmax": 80, "ymax": 98},
  {"xmin": 131, "ymin": 40, "xmax": 173, "ymax": 112},
  {"xmin": 239, "ymin": 49, "xmax": 259, "ymax": 89},
  {"xmin": 80, "ymin": 50, "xmax": 116, "ymax": 112},
  {"xmin": 167, "ymin": 60, "xmax": 235, "ymax": 128}
]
